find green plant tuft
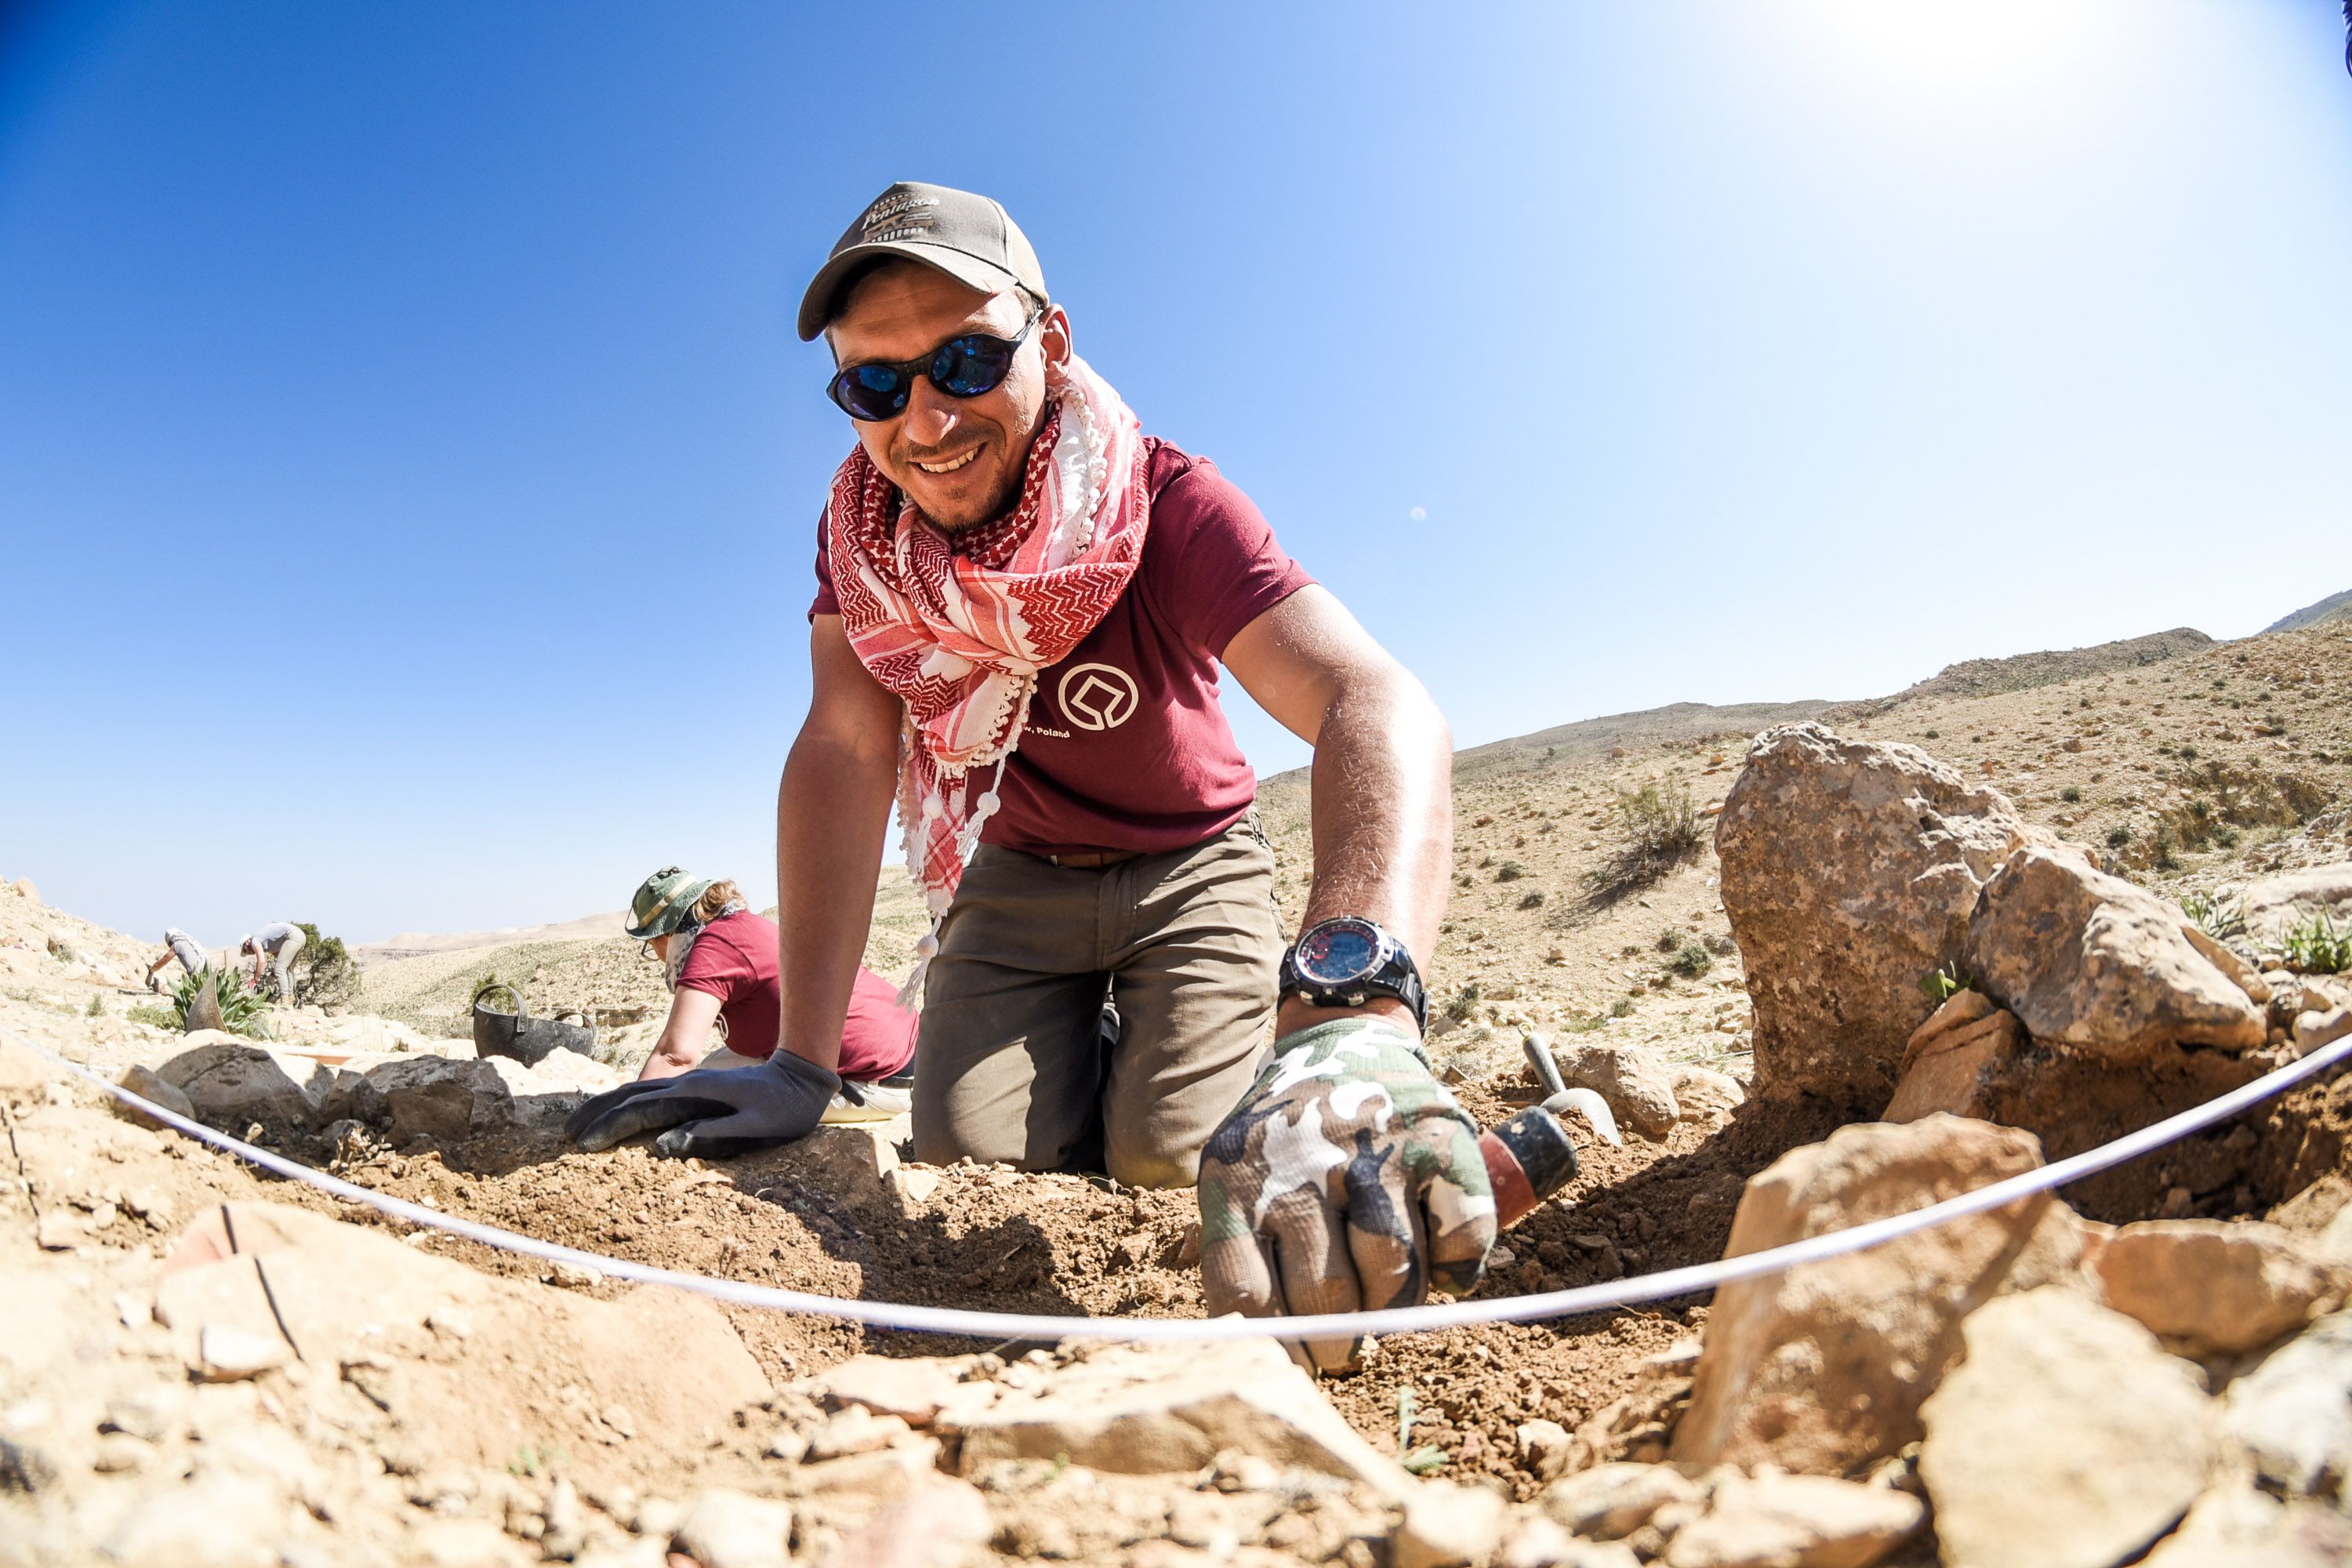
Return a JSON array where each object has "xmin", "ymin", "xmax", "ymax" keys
[
  {"xmin": 2281, "ymin": 911, "xmax": 2352, "ymax": 975},
  {"xmin": 1919, "ymin": 963, "xmax": 1973, "ymax": 1005},
  {"xmin": 2179, "ymin": 891, "xmax": 2247, "ymax": 942},
  {"xmin": 172, "ymin": 965, "xmax": 268, "ymax": 1038}
]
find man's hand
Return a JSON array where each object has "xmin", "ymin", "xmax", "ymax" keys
[
  {"xmin": 1196, "ymin": 1016, "xmax": 1497, "ymax": 1373},
  {"xmin": 564, "ymin": 1051, "xmax": 840, "ymax": 1160}
]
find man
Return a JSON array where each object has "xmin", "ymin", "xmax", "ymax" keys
[
  {"xmin": 568, "ymin": 183, "xmax": 1494, "ymax": 1363},
  {"xmin": 239, "ymin": 922, "xmax": 306, "ymax": 1002},
  {"xmin": 144, "ymin": 927, "xmax": 209, "ymax": 992}
]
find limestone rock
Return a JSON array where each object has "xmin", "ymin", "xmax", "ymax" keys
[
  {"xmin": 2242, "ymin": 863, "xmax": 2352, "ymax": 949},
  {"xmin": 733, "ymin": 1116, "xmax": 910, "ymax": 1213},
  {"xmin": 1551, "ymin": 1040, "xmax": 1680, "ymax": 1140},
  {"xmin": 1670, "ymin": 1065, "xmax": 1744, "ymax": 1121},
  {"xmin": 98, "ymin": 1472, "xmax": 289, "ymax": 1567},
  {"xmin": 2224, "ymin": 1308, "xmax": 2352, "ymax": 1501},
  {"xmin": 2271, "ymin": 1174, "xmax": 2352, "ymax": 1236},
  {"xmin": 1919, "ymin": 1288, "xmax": 2219, "ymax": 1568},
  {"xmin": 671, "ymin": 1488, "xmax": 792, "ymax": 1568},
  {"xmin": 1515, "ymin": 1417, "xmax": 1573, "ymax": 1481},
  {"xmin": 1661, "ymin": 1473, "xmax": 1924, "ymax": 1568},
  {"xmin": 2140, "ymin": 1483, "xmax": 2352, "ymax": 1568},
  {"xmin": 151, "ymin": 1201, "xmax": 766, "ymax": 1479},
  {"xmin": 818, "ymin": 1353, "xmax": 983, "ymax": 1428},
  {"xmin": 113, "ymin": 1063, "xmax": 195, "ymax": 1127},
  {"xmin": 1672, "ymin": 1116, "xmax": 2089, "ymax": 1475},
  {"xmin": 157, "ymin": 1041, "xmax": 334, "ymax": 1128},
  {"xmin": 1501, "ymin": 1522, "xmax": 1639, "ymax": 1568},
  {"xmin": 1392, "ymin": 1480, "xmax": 1509, "ymax": 1568},
  {"xmin": 1539, "ymin": 1461, "xmax": 1699, "ymax": 1538},
  {"xmin": 196, "ymin": 1323, "xmax": 289, "ymax": 1381},
  {"xmin": 2297, "ymin": 1006, "xmax": 2352, "ymax": 1058},
  {"xmin": 2181, "ymin": 924, "xmax": 2271, "ymax": 1004},
  {"xmin": 1716, "ymin": 724, "xmax": 2031, "ymax": 1106},
  {"xmin": 1963, "ymin": 847, "xmax": 2266, "ymax": 1058},
  {"xmin": 362, "ymin": 1054, "xmax": 514, "ymax": 1140},
  {"xmin": 1882, "ymin": 991, "xmax": 2022, "ymax": 1123},
  {"xmin": 805, "ymin": 1407, "xmax": 910, "ymax": 1461},
  {"xmin": 2095, "ymin": 1220, "xmax": 2341, "ymax": 1357},
  {"xmin": 938, "ymin": 1337, "xmax": 1410, "ymax": 1493},
  {"xmin": 818, "ymin": 1478, "xmax": 993, "ymax": 1568}
]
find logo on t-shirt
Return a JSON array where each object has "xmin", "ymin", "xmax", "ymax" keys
[{"xmin": 1056, "ymin": 662, "xmax": 1140, "ymax": 731}]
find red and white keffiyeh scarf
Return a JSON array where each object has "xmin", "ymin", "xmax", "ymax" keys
[{"xmin": 824, "ymin": 354, "xmax": 1151, "ymax": 1000}]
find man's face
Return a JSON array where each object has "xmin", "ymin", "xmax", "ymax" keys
[{"xmin": 827, "ymin": 265, "xmax": 1069, "ymax": 532}]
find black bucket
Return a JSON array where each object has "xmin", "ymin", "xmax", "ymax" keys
[{"xmin": 470, "ymin": 981, "xmax": 597, "ymax": 1068}]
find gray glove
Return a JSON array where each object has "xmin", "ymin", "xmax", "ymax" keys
[{"xmin": 564, "ymin": 1051, "xmax": 840, "ymax": 1160}]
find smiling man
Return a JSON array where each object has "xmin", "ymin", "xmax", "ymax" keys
[{"xmin": 567, "ymin": 182, "xmax": 1491, "ymax": 1364}]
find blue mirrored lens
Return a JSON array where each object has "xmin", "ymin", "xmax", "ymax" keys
[
  {"xmin": 932, "ymin": 336, "xmax": 1014, "ymax": 397},
  {"xmin": 833, "ymin": 365, "xmax": 910, "ymax": 419}
]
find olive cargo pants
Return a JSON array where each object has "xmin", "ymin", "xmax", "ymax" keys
[{"xmin": 912, "ymin": 815, "xmax": 1283, "ymax": 1189}]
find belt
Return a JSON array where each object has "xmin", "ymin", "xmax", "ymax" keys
[{"xmin": 1044, "ymin": 848, "xmax": 1144, "ymax": 869}]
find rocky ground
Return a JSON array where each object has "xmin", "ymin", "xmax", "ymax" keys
[{"xmin": 3, "ymin": 615, "xmax": 2351, "ymax": 1566}]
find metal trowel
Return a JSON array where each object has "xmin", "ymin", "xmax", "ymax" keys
[{"xmin": 1476, "ymin": 1033, "xmax": 1623, "ymax": 1227}]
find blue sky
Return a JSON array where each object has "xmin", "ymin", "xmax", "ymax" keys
[{"xmin": 4, "ymin": 2, "xmax": 2349, "ymax": 944}]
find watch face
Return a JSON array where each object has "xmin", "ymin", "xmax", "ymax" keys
[{"xmin": 1298, "ymin": 919, "xmax": 1383, "ymax": 986}]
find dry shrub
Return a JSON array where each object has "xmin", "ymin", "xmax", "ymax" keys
[{"xmin": 1579, "ymin": 782, "xmax": 1705, "ymax": 906}]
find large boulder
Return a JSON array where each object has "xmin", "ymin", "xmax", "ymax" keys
[
  {"xmin": 1963, "ymin": 847, "xmax": 2265, "ymax": 1058},
  {"xmin": 156, "ymin": 1040, "xmax": 336, "ymax": 1128},
  {"xmin": 1716, "ymin": 724, "xmax": 2032, "ymax": 1106},
  {"xmin": 1918, "ymin": 1288, "xmax": 2219, "ymax": 1568},
  {"xmin": 1671, "ymin": 1116, "xmax": 2089, "ymax": 1475}
]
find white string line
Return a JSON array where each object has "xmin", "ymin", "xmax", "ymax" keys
[{"xmin": 9, "ymin": 1024, "xmax": 2348, "ymax": 1342}]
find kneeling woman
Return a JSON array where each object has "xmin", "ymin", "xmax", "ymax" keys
[{"xmin": 626, "ymin": 867, "xmax": 915, "ymax": 1121}]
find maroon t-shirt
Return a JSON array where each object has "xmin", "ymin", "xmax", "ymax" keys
[
  {"xmin": 811, "ymin": 438, "xmax": 1314, "ymax": 855},
  {"xmin": 674, "ymin": 910, "xmax": 917, "ymax": 1080}
]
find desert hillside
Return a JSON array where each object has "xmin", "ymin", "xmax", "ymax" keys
[{"xmin": 3, "ymin": 604, "xmax": 2348, "ymax": 1566}]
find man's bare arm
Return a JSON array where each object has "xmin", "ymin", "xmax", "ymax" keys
[
  {"xmin": 775, "ymin": 615, "xmax": 905, "ymax": 1072},
  {"xmin": 1221, "ymin": 585, "xmax": 1452, "ymax": 1035}
]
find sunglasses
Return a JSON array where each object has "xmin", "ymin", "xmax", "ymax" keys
[{"xmin": 825, "ymin": 303, "xmax": 1044, "ymax": 422}]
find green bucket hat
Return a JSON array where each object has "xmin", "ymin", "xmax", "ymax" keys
[{"xmin": 626, "ymin": 866, "xmax": 713, "ymax": 940}]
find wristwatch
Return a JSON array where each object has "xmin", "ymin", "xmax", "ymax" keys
[{"xmin": 1278, "ymin": 916, "xmax": 1428, "ymax": 1033}]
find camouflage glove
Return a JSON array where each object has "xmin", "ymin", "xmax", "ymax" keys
[
  {"xmin": 1196, "ymin": 1016, "xmax": 1497, "ymax": 1373},
  {"xmin": 564, "ymin": 1051, "xmax": 840, "ymax": 1160}
]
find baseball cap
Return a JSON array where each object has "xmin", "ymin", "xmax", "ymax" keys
[{"xmin": 797, "ymin": 181, "xmax": 1047, "ymax": 341}]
